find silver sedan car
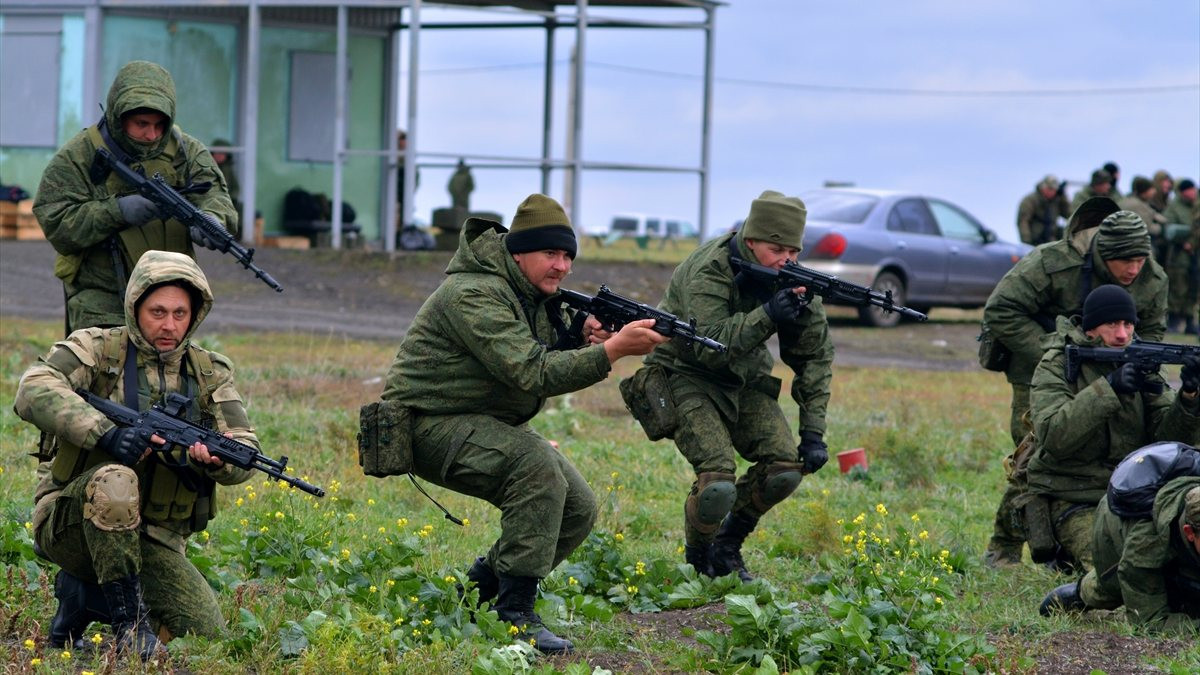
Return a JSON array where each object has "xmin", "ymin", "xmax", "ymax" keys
[{"xmin": 795, "ymin": 188, "xmax": 1032, "ymax": 327}]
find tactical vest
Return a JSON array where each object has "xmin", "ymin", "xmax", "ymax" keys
[
  {"xmin": 54, "ymin": 123, "xmax": 192, "ymax": 284},
  {"xmin": 49, "ymin": 327, "xmax": 220, "ymax": 531}
]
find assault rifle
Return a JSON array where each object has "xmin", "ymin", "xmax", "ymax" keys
[
  {"xmin": 731, "ymin": 256, "xmax": 928, "ymax": 322},
  {"xmin": 558, "ymin": 285, "xmax": 727, "ymax": 353},
  {"xmin": 1065, "ymin": 339, "xmax": 1200, "ymax": 383},
  {"xmin": 77, "ymin": 389, "xmax": 325, "ymax": 497},
  {"xmin": 95, "ymin": 148, "xmax": 283, "ymax": 292}
]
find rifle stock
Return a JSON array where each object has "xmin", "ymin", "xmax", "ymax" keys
[
  {"xmin": 558, "ymin": 285, "xmax": 727, "ymax": 353},
  {"xmin": 77, "ymin": 388, "xmax": 324, "ymax": 496},
  {"xmin": 95, "ymin": 148, "xmax": 283, "ymax": 292}
]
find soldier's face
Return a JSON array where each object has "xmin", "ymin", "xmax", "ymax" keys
[
  {"xmin": 513, "ymin": 249, "xmax": 573, "ymax": 295},
  {"xmin": 123, "ymin": 111, "xmax": 168, "ymax": 144},
  {"xmin": 1095, "ymin": 182, "xmax": 1111, "ymax": 195},
  {"xmin": 1185, "ymin": 524, "xmax": 1199, "ymax": 556},
  {"xmin": 745, "ymin": 239, "xmax": 800, "ymax": 270},
  {"xmin": 137, "ymin": 285, "xmax": 192, "ymax": 352},
  {"xmin": 1103, "ymin": 257, "xmax": 1145, "ymax": 286},
  {"xmin": 1085, "ymin": 320, "xmax": 1135, "ymax": 348}
]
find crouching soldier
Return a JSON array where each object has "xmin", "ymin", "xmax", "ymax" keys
[
  {"xmin": 14, "ymin": 251, "xmax": 257, "ymax": 658},
  {"xmin": 1041, "ymin": 443, "xmax": 1200, "ymax": 633}
]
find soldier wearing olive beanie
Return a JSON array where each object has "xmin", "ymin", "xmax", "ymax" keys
[
  {"xmin": 505, "ymin": 194, "xmax": 577, "ymax": 258},
  {"xmin": 738, "ymin": 190, "xmax": 807, "ymax": 250}
]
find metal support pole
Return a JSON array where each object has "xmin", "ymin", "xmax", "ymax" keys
[
  {"xmin": 569, "ymin": 0, "xmax": 587, "ymax": 231},
  {"xmin": 331, "ymin": 6, "xmax": 348, "ymax": 249},
  {"xmin": 382, "ymin": 19, "xmax": 401, "ymax": 252},
  {"xmin": 540, "ymin": 16, "xmax": 556, "ymax": 195},
  {"xmin": 699, "ymin": 6, "xmax": 715, "ymax": 242},
  {"xmin": 240, "ymin": 1, "xmax": 261, "ymax": 246},
  {"xmin": 402, "ymin": 0, "xmax": 421, "ymax": 234},
  {"xmin": 83, "ymin": 5, "xmax": 102, "ymax": 119}
]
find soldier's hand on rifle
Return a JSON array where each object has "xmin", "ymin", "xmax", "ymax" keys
[
  {"xmin": 1181, "ymin": 355, "xmax": 1200, "ymax": 396},
  {"xmin": 116, "ymin": 195, "xmax": 161, "ymax": 227},
  {"xmin": 96, "ymin": 426, "xmax": 164, "ymax": 466},
  {"xmin": 602, "ymin": 318, "xmax": 669, "ymax": 363},
  {"xmin": 763, "ymin": 287, "xmax": 810, "ymax": 325},
  {"xmin": 797, "ymin": 430, "xmax": 828, "ymax": 474},
  {"xmin": 1106, "ymin": 363, "xmax": 1159, "ymax": 395},
  {"xmin": 188, "ymin": 433, "xmax": 232, "ymax": 467},
  {"xmin": 582, "ymin": 315, "xmax": 614, "ymax": 345},
  {"xmin": 189, "ymin": 224, "xmax": 220, "ymax": 250}
]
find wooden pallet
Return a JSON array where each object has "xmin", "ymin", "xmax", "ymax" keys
[
  {"xmin": 261, "ymin": 235, "xmax": 310, "ymax": 250},
  {"xmin": 0, "ymin": 200, "xmax": 42, "ymax": 239}
]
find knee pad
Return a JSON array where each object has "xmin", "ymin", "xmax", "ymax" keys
[
  {"xmin": 685, "ymin": 472, "xmax": 737, "ymax": 535},
  {"xmin": 82, "ymin": 465, "xmax": 141, "ymax": 532},
  {"xmin": 750, "ymin": 461, "xmax": 803, "ymax": 513}
]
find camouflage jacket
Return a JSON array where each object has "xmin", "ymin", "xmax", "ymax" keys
[
  {"xmin": 644, "ymin": 232, "xmax": 833, "ymax": 434},
  {"xmin": 1092, "ymin": 476, "xmax": 1200, "ymax": 631},
  {"xmin": 382, "ymin": 218, "xmax": 611, "ymax": 425},
  {"xmin": 33, "ymin": 60, "xmax": 236, "ymax": 330},
  {"xmin": 1025, "ymin": 316, "xmax": 1199, "ymax": 503},
  {"xmin": 1017, "ymin": 189, "xmax": 1071, "ymax": 246},
  {"xmin": 14, "ymin": 251, "xmax": 255, "ymax": 552},
  {"xmin": 982, "ymin": 226, "xmax": 1168, "ymax": 386},
  {"xmin": 1070, "ymin": 186, "xmax": 1109, "ymax": 215},
  {"xmin": 1118, "ymin": 195, "xmax": 1166, "ymax": 239},
  {"xmin": 1162, "ymin": 196, "xmax": 1193, "ymax": 227}
]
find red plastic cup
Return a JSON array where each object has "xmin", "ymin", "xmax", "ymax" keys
[{"xmin": 837, "ymin": 447, "xmax": 868, "ymax": 473}]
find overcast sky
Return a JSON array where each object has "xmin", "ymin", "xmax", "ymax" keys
[{"xmin": 403, "ymin": 0, "xmax": 1199, "ymax": 244}]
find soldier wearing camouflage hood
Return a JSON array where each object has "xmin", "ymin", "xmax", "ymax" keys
[
  {"xmin": 635, "ymin": 190, "xmax": 834, "ymax": 582},
  {"xmin": 1023, "ymin": 285, "xmax": 1199, "ymax": 572},
  {"xmin": 1017, "ymin": 174, "xmax": 1071, "ymax": 246},
  {"xmin": 981, "ymin": 200, "xmax": 1169, "ymax": 566},
  {"xmin": 33, "ymin": 60, "xmax": 237, "ymax": 332},
  {"xmin": 14, "ymin": 250, "xmax": 258, "ymax": 659},
  {"xmin": 380, "ymin": 194, "xmax": 666, "ymax": 654},
  {"xmin": 1041, "ymin": 476, "xmax": 1200, "ymax": 633}
]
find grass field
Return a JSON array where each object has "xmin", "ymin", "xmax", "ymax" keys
[{"xmin": 1, "ymin": 316, "xmax": 1195, "ymax": 674}]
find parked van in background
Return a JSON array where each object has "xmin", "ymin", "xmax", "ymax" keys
[{"xmin": 609, "ymin": 213, "xmax": 697, "ymax": 239}]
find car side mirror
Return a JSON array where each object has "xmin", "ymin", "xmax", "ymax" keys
[{"xmin": 981, "ymin": 228, "xmax": 997, "ymax": 244}]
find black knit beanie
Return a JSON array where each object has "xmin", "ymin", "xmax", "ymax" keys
[{"xmin": 1082, "ymin": 284, "xmax": 1138, "ymax": 331}]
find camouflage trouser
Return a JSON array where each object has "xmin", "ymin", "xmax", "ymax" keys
[
  {"xmin": 986, "ymin": 383, "xmax": 1032, "ymax": 555},
  {"xmin": 1079, "ymin": 500, "xmax": 1124, "ymax": 610},
  {"xmin": 1166, "ymin": 256, "xmax": 1198, "ymax": 316},
  {"xmin": 34, "ymin": 464, "xmax": 224, "ymax": 638},
  {"xmin": 411, "ymin": 413, "xmax": 596, "ymax": 579},
  {"xmin": 670, "ymin": 386, "xmax": 797, "ymax": 546},
  {"xmin": 1049, "ymin": 498, "xmax": 1098, "ymax": 573}
]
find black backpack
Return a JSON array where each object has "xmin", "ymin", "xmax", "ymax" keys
[
  {"xmin": 284, "ymin": 188, "xmax": 322, "ymax": 222},
  {"xmin": 1106, "ymin": 442, "xmax": 1200, "ymax": 519}
]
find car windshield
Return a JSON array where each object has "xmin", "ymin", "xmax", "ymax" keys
[{"xmin": 799, "ymin": 191, "xmax": 878, "ymax": 224}]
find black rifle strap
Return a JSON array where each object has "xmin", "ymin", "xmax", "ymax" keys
[
  {"xmin": 408, "ymin": 473, "xmax": 464, "ymax": 526},
  {"xmin": 123, "ymin": 339, "xmax": 138, "ymax": 410},
  {"xmin": 1079, "ymin": 250, "xmax": 1095, "ymax": 312}
]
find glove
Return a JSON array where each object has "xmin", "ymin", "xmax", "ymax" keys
[
  {"xmin": 1181, "ymin": 354, "xmax": 1200, "ymax": 395},
  {"xmin": 763, "ymin": 288, "xmax": 809, "ymax": 324},
  {"xmin": 1105, "ymin": 363, "xmax": 1161, "ymax": 396},
  {"xmin": 189, "ymin": 224, "xmax": 220, "ymax": 250},
  {"xmin": 116, "ymin": 195, "xmax": 160, "ymax": 227},
  {"xmin": 95, "ymin": 426, "xmax": 158, "ymax": 466},
  {"xmin": 797, "ymin": 430, "xmax": 829, "ymax": 474}
]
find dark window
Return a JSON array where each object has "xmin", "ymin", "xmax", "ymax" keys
[
  {"xmin": 887, "ymin": 199, "xmax": 939, "ymax": 235},
  {"xmin": 611, "ymin": 216, "xmax": 638, "ymax": 233},
  {"xmin": 0, "ymin": 16, "xmax": 60, "ymax": 147},
  {"xmin": 288, "ymin": 51, "xmax": 351, "ymax": 162}
]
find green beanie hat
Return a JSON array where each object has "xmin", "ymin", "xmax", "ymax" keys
[
  {"xmin": 505, "ymin": 194, "xmax": 577, "ymax": 258},
  {"xmin": 1095, "ymin": 211, "xmax": 1152, "ymax": 260},
  {"xmin": 739, "ymin": 190, "xmax": 806, "ymax": 250}
]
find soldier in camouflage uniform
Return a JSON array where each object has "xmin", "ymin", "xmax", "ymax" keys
[
  {"xmin": 380, "ymin": 194, "xmax": 666, "ymax": 654},
  {"xmin": 1119, "ymin": 176, "xmax": 1168, "ymax": 264},
  {"xmin": 1041, "ymin": 477, "xmax": 1200, "ymax": 633},
  {"xmin": 1162, "ymin": 179, "xmax": 1198, "ymax": 335},
  {"xmin": 1149, "ymin": 170, "xmax": 1173, "ymax": 215},
  {"xmin": 33, "ymin": 60, "xmax": 237, "ymax": 332},
  {"xmin": 1023, "ymin": 285, "xmax": 1199, "ymax": 572},
  {"xmin": 981, "ymin": 202, "xmax": 1169, "ymax": 566},
  {"xmin": 1017, "ymin": 174, "xmax": 1071, "ymax": 246},
  {"xmin": 1069, "ymin": 169, "xmax": 1114, "ymax": 214},
  {"xmin": 636, "ymin": 190, "xmax": 834, "ymax": 582},
  {"xmin": 14, "ymin": 250, "xmax": 257, "ymax": 659}
]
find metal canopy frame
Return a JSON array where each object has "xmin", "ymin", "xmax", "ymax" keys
[{"xmin": 1, "ymin": 0, "xmax": 720, "ymax": 249}]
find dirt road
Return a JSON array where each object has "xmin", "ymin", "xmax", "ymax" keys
[{"xmin": 0, "ymin": 240, "xmax": 986, "ymax": 371}]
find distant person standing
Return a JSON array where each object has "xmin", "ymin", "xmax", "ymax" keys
[
  {"xmin": 1104, "ymin": 162, "xmax": 1123, "ymax": 199},
  {"xmin": 209, "ymin": 139, "xmax": 240, "ymax": 213},
  {"xmin": 1070, "ymin": 169, "xmax": 1114, "ymax": 214},
  {"xmin": 1163, "ymin": 178, "xmax": 1199, "ymax": 335},
  {"xmin": 1150, "ymin": 170, "xmax": 1174, "ymax": 214},
  {"xmin": 1119, "ymin": 176, "xmax": 1168, "ymax": 263},
  {"xmin": 1018, "ymin": 175, "xmax": 1071, "ymax": 246},
  {"xmin": 448, "ymin": 158, "xmax": 475, "ymax": 211},
  {"xmin": 34, "ymin": 60, "xmax": 236, "ymax": 332},
  {"xmin": 395, "ymin": 130, "xmax": 419, "ymax": 224}
]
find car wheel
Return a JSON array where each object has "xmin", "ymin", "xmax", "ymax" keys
[{"xmin": 858, "ymin": 271, "xmax": 906, "ymax": 328}]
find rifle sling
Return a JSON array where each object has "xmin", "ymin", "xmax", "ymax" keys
[{"xmin": 121, "ymin": 341, "xmax": 204, "ymax": 493}]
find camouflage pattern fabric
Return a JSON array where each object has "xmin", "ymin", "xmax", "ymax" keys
[
  {"xmin": 1119, "ymin": 194, "xmax": 1167, "ymax": 259},
  {"xmin": 1081, "ymin": 477, "xmax": 1200, "ymax": 632},
  {"xmin": 410, "ymin": 414, "xmax": 594, "ymax": 577},
  {"xmin": 1047, "ymin": 497, "xmax": 1099, "ymax": 571},
  {"xmin": 1017, "ymin": 188, "xmax": 1071, "ymax": 246},
  {"xmin": 14, "ymin": 251, "xmax": 254, "ymax": 637},
  {"xmin": 1025, "ymin": 315, "xmax": 1199, "ymax": 505},
  {"xmin": 1162, "ymin": 197, "xmax": 1198, "ymax": 319},
  {"xmin": 382, "ymin": 218, "xmax": 613, "ymax": 577},
  {"xmin": 32, "ymin": 60, "xmax": 236, "ymax": 330}
]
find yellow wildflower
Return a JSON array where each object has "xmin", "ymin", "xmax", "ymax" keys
[
  {"xmin": 910, "ymin": 513, "xmax": 920, "ymax": 522},
  {"xmin": 60, "ymin": 650, "xmax": 71, "ymax": 660},
  {"xmin": 387, "ymin": 579, "xmax": 396, "ymax": 587},
  {"xmin": 875, "ymin": 503, "xmax": 888, "ymax": 516},
  {"xmin": 508, "ymin": 625, "xmax": 519, "ymax": 635},
  {"xmin": 568, "ymin": 576, "xmax": 578, "ymax": 586},
  {"xmin": 462, "ymin": 518, "xmax": 470, "ymax": 527},
  {"xmin": 397, "ymin": 518, "xmax": 408, "ymax": 528},
  {"xmin": 626, "ymin": 585, "xmax": 638, "ymax": 595},
  {"xmin": 422, "ymin": 619, "xmax": 432, "ymax": 626},
  {"xmin": 444, "ymin": 575, "xmax": 457, "ymax": 583},
  {"xmin": 91, "ymin": 633, "xmax": 102, "ymax": 645},
  {"xmin": 24, "ymin": 639, "xmax": 35, "ymax": 650},
  {"xmin": 235, "ymin": 497, "xmax": 244, "ymax": 507},
  {"xmin": 341, "ymin": 549, "xmax": 351, "ymax": 560},
  {"xmin": 918, "ymin": 530, "xmax": 929, "ymax": 540},
  {"xmin": 367, "ymin": 498, "xmax": 376, "ymax": 506},
  {"xmin": 31, "ymin": 659, "xmax": 41, "ymax": 666},
  {"xmin": 369, "ymin": 585, "xmax": 377, "ymax": 594},
  {"xmin": 614, "ymin": 533, "xmax": 624, "ymax": 542}
]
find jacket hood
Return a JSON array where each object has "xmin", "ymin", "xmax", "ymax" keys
[
  {"xmin": 104, "ymin": 60, "xmax": 177, "ymax": 160},
  {"xmin": 1065, "ymin": 196, "xmax": 1120, "ymax": 242},
  {"xmin": 446, "ymin": 217, "xmax": 540, "ymax": 298},
  {"xmin": 1154, "ymin": 476, "xmax": 1200, "ymax": 552},
  {"xmin": 124, "ymin": 250, "xmax": 213, "ymax": 358}
]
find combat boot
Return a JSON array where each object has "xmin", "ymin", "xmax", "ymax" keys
[
  {"xmin": 493, "ymin": 573, "xmax": 574, "ymax": 655},
  {"xmin": 981, "ymin": 547, "xmax": 1022, "ymax": 569},
  {"xmin": 684, "ymin": 543, "xmax": 714, "ymax": 578},
  {"xmin": 710, "ymin": 512, "xmax": 758, "ymax": 582},
  {"xmin": 98, "ymin": 574, "xmax": 164, "ymax": 661},
  {"xmin": 49, "ymin": 570, "xmax": 112, "ymax": 650},
  {"xmin": 1038, "ymin": 579, "xmax": 1087, "ymax": 616},
  {"xmin": 463, "ymin": 556, "xmax": 499, "ymax": 606}
]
